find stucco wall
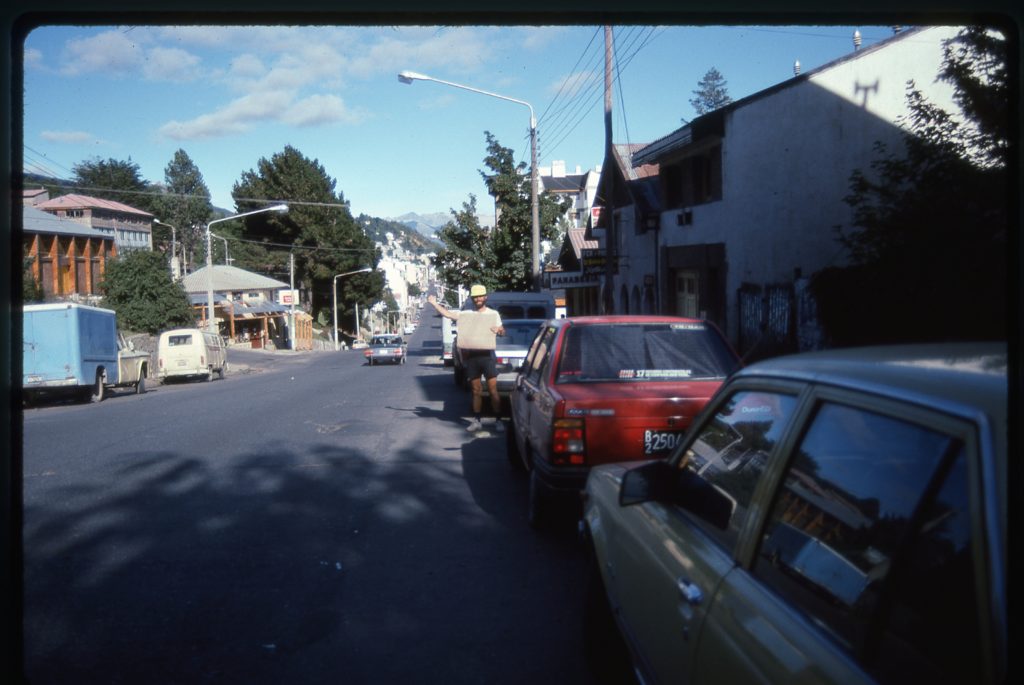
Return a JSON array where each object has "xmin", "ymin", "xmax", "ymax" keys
[{"xmin": 655, "ymin": 26, "xmax": 962, "ymax": 343}]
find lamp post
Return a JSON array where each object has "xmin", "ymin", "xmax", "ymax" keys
[
  {"xmin": 205, "ymin": 204, "xmax": 288, "ymax": 333},
  {"xmin": 210, "ymin": 232, "xmax": 231, "ymax": 265},
  {"xmin": 154, "ymin": 219, "xmax": 179, "ymax": 280},
  {"xmin": 398, "ymin": 70, "xmax": 540, "ymax": 290},
  {"xmin": 333, "ymin": 267, "xmax": 373, "ymax": 351}
]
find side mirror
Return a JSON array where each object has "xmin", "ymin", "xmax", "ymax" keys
[
  {"xmin": 619, "ymin": 461, "xmax": 734, "ymax": 531},
  {"xmin": 619, "ymin": 460, "xmax": 675, "ymax": 506}
]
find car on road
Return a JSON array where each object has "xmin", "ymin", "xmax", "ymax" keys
[
  {"xmin": 507, "ymin": 315, "xmax": 740, "ymax": 528},
  {"xmin": 364, "ymin": 334, "xmax": 406, "ymax": 365},
  {"xmin": 580, "ymin": 343, "xmax": 1007, "ymax": 685},
  {"xmin": 350, "ymin": 339, "xmax": 368, "ymax": 349},
  {"xmin": 493, "ymin": 319, "xmax": 545, "ymax": 401}
]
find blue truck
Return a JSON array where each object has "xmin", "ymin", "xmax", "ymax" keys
[{"xmin": 22, "ymin": 303, "xmax": 151, "ymax": 402}]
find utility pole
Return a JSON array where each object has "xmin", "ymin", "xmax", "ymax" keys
[
  {"xmin": 289, "ymin": 251, "xmax": 296, "ymax": 350},
  {"xmin": 602, "ymin": 25, "xmax": 616, "ymax": 314}
]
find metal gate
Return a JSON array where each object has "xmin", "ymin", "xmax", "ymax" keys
[{"xmin": 738, "ymin": 282, "xmax": 796, "ymax": 360}]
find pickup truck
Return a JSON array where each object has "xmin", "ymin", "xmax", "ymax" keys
[
  {"xmin": 23, "ymin": 303, "xmax": 151, "ymax": 402},
  {"xmin": 363, "ymin": 334, "xmax": 406, "ymax": 366}
]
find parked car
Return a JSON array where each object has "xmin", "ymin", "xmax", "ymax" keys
[
  {"xmin": 507, "ymin": 315, "xmax": 740, "ymax": 527},
  {"xmin": 364, "ymin": 334, "xmax": 406, "ymax": 365},
  {"xmin": 581, "ymin": 343, "xmax": 1007, "ymax": 685},
  {"xmin": 157, "ymin": 328, "xmax": 228, "ymax": 383},
  {"xmin": 493, "ymin": 319, "xmax": 545, "ymax": 401}
]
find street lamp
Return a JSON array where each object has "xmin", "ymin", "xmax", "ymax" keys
[
  {"xmin": 398, "ymin": 70, "xmax": 540, "ymax": 290},
  {"xmin": 210, "ymin": 232, "xmax": 231, "ymax": 265},
  {"xmin": 333, "ymin": 267, "xmax": 373, "ymax": 351},
  {"xmin": 205, "ymin": 204, "xmax": 288, "ymax": 333},
  {"xmin": 154, "ymin": 219, "xmax": 179, "ymax": 279}
]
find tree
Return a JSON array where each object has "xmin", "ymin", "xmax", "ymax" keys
[
  {"xmin": 23, "ymin": 257, "xmax": 44, "ymax": 303},
  {"xmin": 230, "ymin": 145, "xmax": 384, "ymax": 327},
  {"xmin": 689, "ymin": 67, "xmax": 733, "ymax": 117},
  {"xmin": 71, "ymin": 157, "xmax": 156, "ymax": 213},
  {"xmin": 433, "ymin": 132, "xmax": 570, "ymax": 292},
  {"xmin": 98, "ymin": 251, "xmax": 195, "ymax": 334},
  {"xmin": 150, "ymin": 150, "xmax": 214, "ymax": 275},
  {"xmin": 407, "ymin": 283, "xmax": 422, "ymax": 297},
  {"xmin": 810, "ymin": 27, "xmax": 1009, "ymax": 345}
]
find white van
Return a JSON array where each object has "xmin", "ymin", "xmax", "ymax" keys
[{"xmin": 157, "ymin": 328, "xmax": 228, "ymax": 382}]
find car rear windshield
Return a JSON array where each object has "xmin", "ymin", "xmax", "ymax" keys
[
  {"xmin": 167, "ymin": 335, "xmax": 193, "ymax": 346},
  {"xmin": 556, "ymin": 322, "xmax": 738, "ymax": 382},
  {"xmin": 497, "ymin": 323, "xmax": 541, "ymax": 346}
]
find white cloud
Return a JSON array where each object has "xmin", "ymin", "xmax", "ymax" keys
[
  {"xmin": 229, "ymin": 53, "xmax": 265, "ymax": 79},
  {"xmin": 24, "ymin": 47, "xmax": 43, "ymax": 70},
  {"xmin": 281, "ymin": 94, "xmax": 368, "ymax": 126},
  {"xmin": 158, "ymin": 90, "xmax": 295, "ymax": 140},
  {"xmin": 40, "ymin": 130, "xmax": 96, "ymax": 143},
  {"xmin": 142, "ymin": 46, "xmax": 202, "ymax": 82},
  {"xmin": 60, "ymin": 29, "xmax": 143, "ymax": 77}
]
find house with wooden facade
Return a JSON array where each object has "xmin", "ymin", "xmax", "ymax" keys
[
  {"xmin": 23, "ymin": 204, "xmax": 118, "ymax": 301},
  {"xmin": 35, "ymin": 193, "xmax": 153, "ymax": 253}
]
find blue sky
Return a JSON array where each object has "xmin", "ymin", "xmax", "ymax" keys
[{"xmin": 21, "ymin": 23, "xmax": 897, "ymax": 221}]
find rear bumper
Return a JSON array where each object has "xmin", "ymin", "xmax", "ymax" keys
[{"xmin": 532, "ymin": 458, "xmax": 590, "ymax": 495}]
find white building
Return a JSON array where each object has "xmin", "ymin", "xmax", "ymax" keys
[{"xmin": 607, "ymin": 25, "xmax": 963, "ymax": 355}]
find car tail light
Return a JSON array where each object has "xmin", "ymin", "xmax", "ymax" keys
[
  {"xmin": 364, "ymin": 349, "xmax": 372, "ymax": 357},
  {"xmin": 552, "ymin": 418, "xmax": 586, "ymax": 466},
  {"xmin": 158, "ymin": 358, "xmax": 163, "ymax": 368},
  {"xmin": 200, "ymin": 355, "xmax": 205, "ymax": 365}
]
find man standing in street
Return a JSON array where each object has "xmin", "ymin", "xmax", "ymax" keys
[{"xmin": 428, "ymin": 285, "xmax": 505, "ymax": 432}]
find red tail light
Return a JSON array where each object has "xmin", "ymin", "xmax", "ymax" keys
[
  {"xmin": 200, "ymin": 355, "xmax": 205, "ymax": 365},
  {"xmin": 364, "ymin": 349, "xmax": 372, "ymax": 357},
  {"xmin": 551, "ymin": 418, "xmax": 586, "ymax": 466}
]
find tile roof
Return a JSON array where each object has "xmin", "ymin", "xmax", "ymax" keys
[{"xmin": 36, "ymin": 193, "xmax": 154, "ymax": 217}]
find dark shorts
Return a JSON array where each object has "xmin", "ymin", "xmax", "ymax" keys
[{"xmin": 463, "ymin": 349, "xmax": 498, "ymax": 381}]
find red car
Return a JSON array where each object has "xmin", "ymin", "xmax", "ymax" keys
[{"xmin": 507, "ymin": 316, "xmax": 740, "ymax": 528}]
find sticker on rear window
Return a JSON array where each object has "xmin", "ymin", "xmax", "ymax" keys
[
  {"xmin": 619, "ymin": 369, "xmax": 693, "ymax": 379},
  {"xmin": 670, "ymin": 323, "xmax": 706, "ymax": 330}
]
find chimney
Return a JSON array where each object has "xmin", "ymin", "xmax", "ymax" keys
[
  {"xmin": 853, "ymin": 30, "xmax": 862, "ymax": 50},
  {"xmin": 793, "ymin": 60, "xmax": 801, "ymax": 76},
  {"xmin": 552, "ymin": 160, "xmax": 566, "ymax": 178}
]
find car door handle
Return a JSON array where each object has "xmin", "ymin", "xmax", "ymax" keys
[{"xmin": 677, "ymin": 577, "xmax": 703, "ymax": 605}]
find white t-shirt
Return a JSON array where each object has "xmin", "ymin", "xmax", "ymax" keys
[{"xmin": 453, "ymin": 307, "xmax": 502, "ymax": 350}]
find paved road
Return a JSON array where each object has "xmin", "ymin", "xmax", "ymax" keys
[{"xmin": 19, "ymin": 312, "xmax": 599, "ymax": 685}]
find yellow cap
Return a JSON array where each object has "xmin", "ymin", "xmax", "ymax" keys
[{"xmin": 470, "ymin": 284, "xmax": 487, "ymax": 297}]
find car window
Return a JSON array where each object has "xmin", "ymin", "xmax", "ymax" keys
[
  {"xmin": 525, "ymin": 327, "xmax": 557, "ymax": 384},
  {"xmin": 751, "ymin": 402, "xmax": 976, "ymax": 683},
  {"xmin": 554, "ymin": 322, "xmax": 738, "ymax": 383},
  {"xmin": 676, "ymin": 390, "xmax": 798, "ymax": 552},
  {"xmin": 497, "ymin": 323, "xmax": 540, "ymax": 346}
]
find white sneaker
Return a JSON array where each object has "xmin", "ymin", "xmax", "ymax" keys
[{"xmin": 466, "ymin": 418, "xmax": 483, "ymax": 433}]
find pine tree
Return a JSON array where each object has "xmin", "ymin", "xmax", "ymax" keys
[
  {"xmin": 230, "ymin": 145, "xmax": 384, "ymax": 326},
  {"xmin": 71, "ymin": 157, "xmax": 155, "ymax": 212},
  {"xmin": 689, "ymin": 68, "xmax": 733, "ymax": 116},
  {"xmin": 150, "ymin": 149, "xmax": 213, "ymax": 274}
]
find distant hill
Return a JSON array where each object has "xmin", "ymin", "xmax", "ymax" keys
[
  {"xmin": 390, "ymin": 210, "xmax": 494, "ymax": 240},
  {"xmin": 357, "ymin": 214, "xmax": 442, "ymax": 255}
]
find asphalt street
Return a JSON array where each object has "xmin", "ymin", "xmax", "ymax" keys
[{"xmin": 18, "ymin": 311, "xmax": 600, "ymax": 685}]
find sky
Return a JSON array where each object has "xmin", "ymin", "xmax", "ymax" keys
[{"xmin": 20, "ymin": 23, "xmax": 900, "ymax": 222}]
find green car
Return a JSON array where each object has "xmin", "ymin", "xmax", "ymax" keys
[{"xmin": 581, "ymin": 343, "xmax": 1007, "ymax": 685}]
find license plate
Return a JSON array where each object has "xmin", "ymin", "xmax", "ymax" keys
[
  {"xmin": 644, "ymin": 430, "xmax": 683, "ymax": 455},
  {"xmin": 177, "ymin": 360, "xmax": 187, "ymax": 366}
]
